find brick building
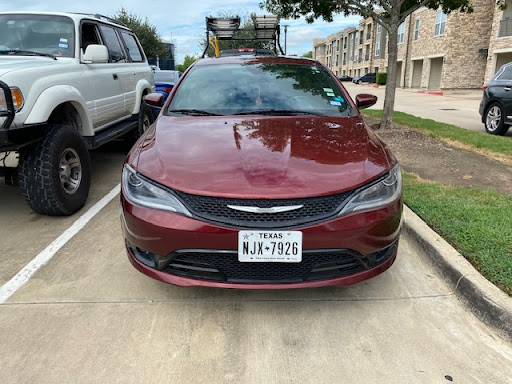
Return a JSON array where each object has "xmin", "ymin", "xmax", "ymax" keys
[{"xmin": 313, "ymin": 1, "xmax": 512, "ymax": 90}]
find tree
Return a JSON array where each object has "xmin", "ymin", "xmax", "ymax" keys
[
  {"xmin": 112, "ymin": 7, "xmax": 166, "ymax": 60},
  {"xmin": 263, "ymin": 0, "xmax": 505, "ymax": 129},
  {"xmin": 302, "ymin": 51, "xmax": 313, "ymax": 58},
  {"xmin": 177, "ymin": 55, "xmax": 199, "ymax": 72}
]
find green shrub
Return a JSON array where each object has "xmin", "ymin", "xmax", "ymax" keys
[{"xmin": 376, "ymin": 72, "xmax": 387, "ymax": 85}]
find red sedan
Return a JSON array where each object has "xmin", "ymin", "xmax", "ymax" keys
[{"xmin": 121, "ymin": 55, "xmax": 402, "ymax": 289}]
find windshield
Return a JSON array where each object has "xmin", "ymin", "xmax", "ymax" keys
[
  {"xmin": 168, "ymin": 62, "xmax": 352, "ymax": 117},
  {"xmin": 0, "ymin": 14, "xmax": 75, "ymax": 58}
]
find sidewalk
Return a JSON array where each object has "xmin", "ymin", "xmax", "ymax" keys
[{"xmin": 343, "ymin": 82, "xmax": 487, "ymax": 133}]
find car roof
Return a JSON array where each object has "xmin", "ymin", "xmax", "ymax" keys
[{"xmin": 193, "ymin": 55, "xmax": 321, "ymax": 67}]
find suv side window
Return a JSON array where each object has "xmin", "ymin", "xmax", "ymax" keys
[
  {"xmin": 120, "ymin": 31, "xmax": 144, "ymax": 62},
  {"xmin": 81, "ymin": 23, "xmax": 101, "ymax": 52},
  {"xmin": 98, "ymin": 25, "xmax": 126, "ymax": 62}
]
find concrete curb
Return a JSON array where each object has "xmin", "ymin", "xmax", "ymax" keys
[{"xmin": 403, "ymin": 205, "xmax": 512, "ymax": 341}]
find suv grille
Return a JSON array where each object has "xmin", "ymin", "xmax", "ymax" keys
[{"xmin": 175, "ymin": 191, "xmax": 353, "ymax": 228}]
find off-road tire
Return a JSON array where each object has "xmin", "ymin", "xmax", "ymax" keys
[
  {"xmin": 18, "ymin": 124, "xmax": 91, "ymax": 216},
  {"xmin": 485, "ymin": 102, "xmax": 510, "ymax": 136},
  {"xmin": 126, "ymin": 101, "xmax": 153, "ymax": 145}
]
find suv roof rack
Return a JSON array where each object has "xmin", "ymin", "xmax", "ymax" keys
[
  {"xmin": 71, "ymin": 13, "xmax": 128, "ymax": 28},
  {"xmin": 201, "ymin": 14, "xmax": 284, "ymax": 58}
]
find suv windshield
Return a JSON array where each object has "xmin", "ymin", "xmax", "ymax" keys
[
  {"xmin": 168, "ymin": 62, "xmax": 352, "ymax": 117},
  {"xmin": 0, "ymin": 14, "xmax": 75, "ymax": 58}
]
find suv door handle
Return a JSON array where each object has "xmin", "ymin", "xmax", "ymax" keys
[
  {"xmin": 113, "ymin": 74, "xmax": 118, "ymax": 80},
  {"xmin": 504, "ymin": 87, "xmax": 511, "ymax": 91}
]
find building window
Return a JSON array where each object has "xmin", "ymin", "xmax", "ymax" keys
[
  {"xmin": 435, "ymin": 10, "xmax": 447, "ymax": 36},
  {"xmin": 499, "ymin": 0, "xmax": 512, "ymax": 37},
  {"xmin": 397, "ymin": 22, "xmax": 405, "ymax": 44},
  {"xmin": 414, "ymin": 19, "xmax": 420, "ymax": 41}
]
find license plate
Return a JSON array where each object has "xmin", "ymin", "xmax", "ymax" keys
[{"xmin": 238, "ymin": 231, "xmax": 302, "ymax": 263}]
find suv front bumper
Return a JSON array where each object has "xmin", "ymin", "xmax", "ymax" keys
[{"xmin": 1, "ymin": 80, "xmax": 46, "ymax": 151}]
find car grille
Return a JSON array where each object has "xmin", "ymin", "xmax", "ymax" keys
[
  {"xmin": 174, "ymin": 190, "xmax": 353, "ymax": 228},
  {"xmin": 162, "ymin": 245, "xmax": 397, "ymax": 284}
]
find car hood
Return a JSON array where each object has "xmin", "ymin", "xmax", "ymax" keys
[
  {"xmin": 134, "ymin": 115, "xmax": 393, "ymax": 198},
  {"xmin": 0, "ymin": 56, "xmax": 67, "ymax": 77}
]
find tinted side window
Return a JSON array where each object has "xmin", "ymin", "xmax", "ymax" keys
[
  {"xmin": 120, "ymin": 31, "xmax": 144, "ymax": 62},
  {"xmin": 497, "ymin": 66, "xmax": 512, "ymax": 81},
  {"xmin": 81, "ymin": 22, "xmax": 101, "ymax": 56},
  {"xmin": 98, "ymin": 25, "xmax": 126, "ymax": 62}
]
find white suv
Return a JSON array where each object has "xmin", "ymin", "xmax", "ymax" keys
[{"xmin": 0, "ymin": 12, "xmax": 155, "ymax": 215}]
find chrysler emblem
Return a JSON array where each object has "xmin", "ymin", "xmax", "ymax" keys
[{"xmin": 227, "ymin": 205, "xmax": 304, "ymax": 214}]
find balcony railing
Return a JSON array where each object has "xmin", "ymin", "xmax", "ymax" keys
[{"xmin": 499, "ymin": 18, "xmax": 512, "ymax": 37}]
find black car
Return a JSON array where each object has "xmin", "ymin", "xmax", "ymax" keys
[
  {"xmin": 352, "ymin": 73, "xmax": 377, "ymax": 84},
  {"xmin": 338, "ymin": 75, "xmax": 352, "ymax": 82},
  {"xmin": 479, "ymin": 62, "xmax": 512, "ymax": 135}
]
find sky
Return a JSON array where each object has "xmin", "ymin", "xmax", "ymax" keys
[{"xmin": 1, "ymin": 0, "xmax": 360, "ymax": 64}]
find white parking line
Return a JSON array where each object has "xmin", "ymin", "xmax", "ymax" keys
[{"xmin": 0, "ymin": 184, "xmax": 121, "ymax": 304}]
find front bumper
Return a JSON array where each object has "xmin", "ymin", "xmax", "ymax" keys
[
  {"xmin": 121, "ymin": 193, "xmax": 403, "ymax": 289},
  {"xmin": 0, "ymin": 80, "xmax": 46, "ymax": 151}
]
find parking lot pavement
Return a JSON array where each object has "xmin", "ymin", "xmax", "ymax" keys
[
  {"xmin": 342, "ymin": 83, "xmax": 512, "ymax": 136},
  {"xmin": 1, "ymin": 181, "xmax": 512, "ymax": 382},
  {"xmin": 0, "ymin": 144, "xmax": 126, "ymax": 287}
]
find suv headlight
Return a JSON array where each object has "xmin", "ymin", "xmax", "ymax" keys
[
  {"xmin": 339, "ymin": 164, "xmax": 402, "ymax": 215},
  {"xmin": 122, "ymin": 164, "xmax": 192, "ymax": 216},
  {"xmin": 0, "ymin": 86, "xmax": 23, "ymax": 112}
]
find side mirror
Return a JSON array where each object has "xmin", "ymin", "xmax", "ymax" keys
[
  {"xmin": 355, "ymin": 94, "xmax": 378, "ymax": 109},
  {"xmin": 143, "ymin": 93, "xmax": 165, "ymax": 108},
  {"xmin": 82, "ymin": 44, "xmax": 109, "ymax": 63}
]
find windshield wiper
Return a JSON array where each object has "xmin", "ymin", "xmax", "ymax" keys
[
  {"xmin": 233, "ymin": 109, "xmax": 324, "ymax": 116},
  {"xmin": 168, "ymin": 109, "xmax": 221, "ymax": 116},
  {"xmin": 0, "ymin": 50, "xmax": 57, "ymax": 60}
]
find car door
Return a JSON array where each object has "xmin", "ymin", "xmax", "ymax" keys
[
  {"xmin": 490, "ymin": 65, "xmax": 512, "ymax": 122},
  {"xmin": 96, "ymin": 24, "xmax": 132, "ymax": 123},
  {"xmin": 118, "ymin": 30, "xmax": 149, "ymax": 115},
  {"xmin": 79, "ymin": 21, "xmax": 125, "ymax": 129}
]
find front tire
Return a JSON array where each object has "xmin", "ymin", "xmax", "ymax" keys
[
  {"xmin": 485, "ymin": 103, "xmax": 509, "ymax": 135},
  {"xmin": 358, "ymin": 80, "xmax": 363, "ymax": 84},
  {"xmin": 18, "ymin": 124, "xmax": 91, "ymax": 216}
]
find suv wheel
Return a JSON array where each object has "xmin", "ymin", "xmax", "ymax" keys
[
  {"xmin": 485, "ymin": 103, "xmax": 510, "ymax": 135},
  {"xmin": 19, "ymin": 124, "xmax": 91, "ymax": 216},
  {"xmin": 126, "ymin": 101, "xmax": 153, "ymax": 144},
  {"xmin": 358, "ymin": 80, "xmax": 363, "ymax": 84}
]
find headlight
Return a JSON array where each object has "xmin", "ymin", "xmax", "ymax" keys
[
  {"xmin": 339, "ymin": 164, "xmax": 402, "ymax": 215},
  {"xmin": 0, "ymin": 86, "xmax": 23, "ymax": 112},
  {"xmin": 122, "ymin": 164, "xmax": 192, "ymax": 216}
]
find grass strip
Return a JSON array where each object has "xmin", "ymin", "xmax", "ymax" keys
[
  {"xmin": 362, "ymin": 110, "xmax": 512, "ymax": 158},
  {"xmin": 403, "ymin": 173, "xmax": 512, "ymax": 295}
]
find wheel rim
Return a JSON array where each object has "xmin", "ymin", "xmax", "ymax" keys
[
  {"xmin": 486, "ymin": 105, "xmax": 501, "ymax": 132},
  {"xmin": 59, "ymin": 148, "xmax": 82, "ymax": 194},
  {"xmin": 142, "ymin": 113, "xmax": 151, "ymax": 133}
]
